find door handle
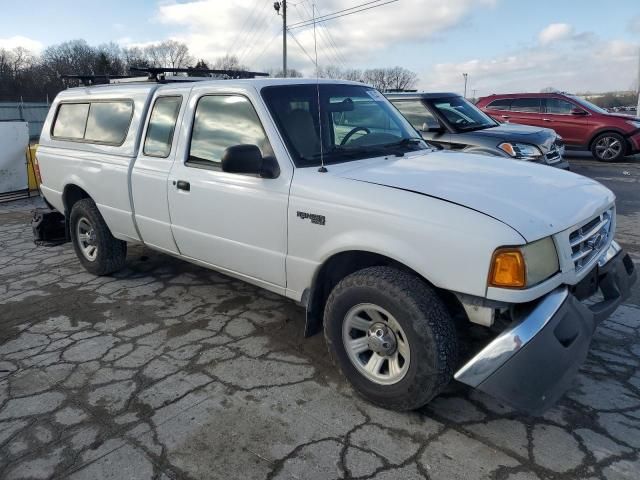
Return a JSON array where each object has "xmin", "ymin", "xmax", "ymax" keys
[
  {"xmin": 175, "ymin": 180, "xmax": 190, "ymax": 191},
  {"xmin": 543, "ymin": 118, "xmax": 552, "ymax": 122},
  {"xmin": 501, "ymin": 115, "xmax": 510, "ymax": 119}
]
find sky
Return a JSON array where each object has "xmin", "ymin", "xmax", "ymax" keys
[{"xmin": 0, "ymin": 0, "xmax": 639, "ymax": 96}]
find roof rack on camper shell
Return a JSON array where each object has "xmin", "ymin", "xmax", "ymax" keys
[{"xmin": 60, "ymin": 67, "xmax": 270, "ymax": 86}]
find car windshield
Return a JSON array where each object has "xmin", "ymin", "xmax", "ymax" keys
[
  {"xmin": 430, "ymin": 97, "xmax": 497, "ymax": 132},
  {"xmin": 568, "ymin": 95, "xmax": 609, "ymax": 114},
  {"xmin": 261, "ymin": 84, "xmax": 427, "ymax": 167}
]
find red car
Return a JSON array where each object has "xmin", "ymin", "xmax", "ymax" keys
[{"xmin": 477, "ymin": 92, "xmax": 640, "ymax": 162}]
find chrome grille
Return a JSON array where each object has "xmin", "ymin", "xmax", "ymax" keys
[{"xmin": 569, "ymin": 209, "xmax": 613, "ymax": 273}]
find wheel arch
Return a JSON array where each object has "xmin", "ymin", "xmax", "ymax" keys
[
  {"xmin": 62, "ymin": 184, "xmax": 91, "ymax": 214},
  {"xmin": 302, "ymin": 249, "xmax": 463, "ymax": 337},
  {"xmin": 588, "ymin": 129, "xmax": 630, "ymax": 153}
]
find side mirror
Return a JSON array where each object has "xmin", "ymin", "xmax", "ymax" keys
[
  {"xmin": 421, "ymin": 121, "xmax": 445, "ymax": 133},
  {"xmin": 221, "ymin": 144, "xmax": 279, "ymax": 178},
  {"xmin": 571, "ymin": 108, "xmax": 587, "ymax": 116}
]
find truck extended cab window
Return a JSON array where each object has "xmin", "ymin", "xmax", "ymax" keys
[
  {"xmin": 144, "ymin": 96, "xmax": 182, "ymax": 157},
  {"xmin": 188, "ymin": 95, "xmax": 273, "ymax": 169}
]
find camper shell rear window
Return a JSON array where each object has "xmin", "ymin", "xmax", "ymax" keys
[{"xmin": 52, "ymin": 100, "xmax": 134, "ymax": 145}]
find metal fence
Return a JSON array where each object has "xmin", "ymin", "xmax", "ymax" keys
[{"xmin": 0, "ymin": 101, "xmax": 51, "ymax": 140}]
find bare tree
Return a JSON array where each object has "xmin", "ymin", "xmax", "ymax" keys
[
  {"xmin": 122, "ymin": 47, "xmax": 151, "ymax": 71},
  {"xmin": 362, "ymin": 68, "xmax": 389, "ymax": 91},
  {"xmin": 386, "ymin": 66, "xmax": 417, "ymax": 91},
  {"xmin": 361, "ymin": 67, "xmax": 417, "ymax": 91},
  {"xmin": 214, "ymin": 54, "xmax": 248, "ymax": 71},
  {"xmin": 41, "ymin": 40, "xmax": 97, "ymax": 75},
  {"xmin": 145, "ymin": 40, "xmax": 193, "ymax": 69},
  {"xmin": 267, "ymin": 68, "xmax": 303, "ymax": 78}
]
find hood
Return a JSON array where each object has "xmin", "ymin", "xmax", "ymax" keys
[
  {"xmin": 477, "ymin": 122, "xmax": 553, "ymax": 137},
  {"xmin": 333, "ymin": 151, "xmax": 614, "ymax": 242},
  {"xmin": 603, "ymin": 113, "xmax": 639, "ymax": 122},
  {"xmin": 465, "ymin": 123, "xmax": 558, "ymax": 149}
]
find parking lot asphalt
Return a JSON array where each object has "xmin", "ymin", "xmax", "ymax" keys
[{"xmin": 1, "ymin": 155, "xmax": 639, "ymax": 480}]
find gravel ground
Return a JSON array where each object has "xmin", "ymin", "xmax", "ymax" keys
[{"xmin": 0, "ymin": 156, "xmax": 639, "ymax": 480}]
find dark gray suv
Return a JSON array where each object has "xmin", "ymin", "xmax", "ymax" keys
[{"xmin": 387, "ymin": 92, "xmax": 569, "ymax": 169}]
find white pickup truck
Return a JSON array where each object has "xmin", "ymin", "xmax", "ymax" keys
[{"xmin": 35, "ymin": 77, "xmax": 636, "ymax": 413}]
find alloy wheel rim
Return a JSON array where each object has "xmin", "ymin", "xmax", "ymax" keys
[
  {"xmin": 77, "ymin": 217, "xmax": 98, "ymax": 261},
  {"xmin": 342, "ymin": 303, "xmax": 410, "ymax": 385},
  {"xmin": 595, "ymin": 137, "xmax": 622, "ymax": 160}
]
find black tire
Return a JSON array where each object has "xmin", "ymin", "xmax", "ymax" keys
[
  {"xmin": 591, "ymin": 132, "xmax": 626, "ymax": 162},
  {"xmin": 323, "ymin": 266, "xmax": 458, "ymax": 411},
  {"xmin": 69, "ymin": 198, "xmax": 127, "ymax": 275}
]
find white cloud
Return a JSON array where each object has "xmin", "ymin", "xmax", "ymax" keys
[
  {"xmin": 0, "ymin": 35, "xmax": 43, "ymax": 52},
  {"xmin": 421, "ymin": 32, "xmax": 639, "ymax": 94},
  {"xmin": 538, "ymin": 23, "xmax": 574, "ymax": 45},
  {"xmin": 152, "ymin": 0, "xmax": 497, "ymax": 71}
]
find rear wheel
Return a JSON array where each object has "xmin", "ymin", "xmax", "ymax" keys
[
  {"xmin": 69, "ymin": 198, "xmax": 127, "ymax": 275},
  {"xmin": 591, "ymin": 133, "xmax": 626, "ymax": 162},
  {"xmin": 323, "ymin": 266, "xmax": 458, "ymax": 410}
]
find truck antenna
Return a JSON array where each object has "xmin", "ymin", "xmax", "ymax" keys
[{"xmin": 313, "ymin": 3, "xmax": 327, "ymax": 173}]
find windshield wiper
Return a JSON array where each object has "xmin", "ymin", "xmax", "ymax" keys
[
  {"xmin": 378, "ymin": 137, "xmax": 426, "ymax": 156},
  {"xmin": 299, "ymin": 146, "xmax": 383, "ymax": 163}
]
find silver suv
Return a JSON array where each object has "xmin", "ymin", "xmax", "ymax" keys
[{"xmin": 387, "ymin": 92, "xmax": 569, "ymax": 169}]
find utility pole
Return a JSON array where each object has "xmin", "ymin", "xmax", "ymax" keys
[
  {"xmin": 637, "ymin": 47, "xmax": 640, "ymax": 114},
  {"xmin": 462, "ymin": 73, "xmax": 468, "ymax": 98},
  {"xmin": 274, "ymin": 1, "xmax": 287, "ymax": 77}
]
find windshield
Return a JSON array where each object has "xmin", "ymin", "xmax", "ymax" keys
[
  {"xmin": 430, "ymin": 96, "xmax": 497, "ymax": 131},
  {"xmin": 261, "ymin": 84, "xmax": 427, "ymax": 167},
  {"xmin": 568, "ymin": 95, "xmax": 609, "ymax": 114}
]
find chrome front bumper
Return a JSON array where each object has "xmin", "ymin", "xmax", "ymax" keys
[{"xmin": 454, "ymin": 241, "xmax": 636, "ymax": 414}]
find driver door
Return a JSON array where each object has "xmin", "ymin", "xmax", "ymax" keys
[{"xmin": 167, "ymin": 88, "xmax": 292, "ymax": 291}]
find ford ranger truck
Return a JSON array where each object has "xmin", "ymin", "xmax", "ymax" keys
[{"xmin": 34, "ymin": 78, "xmax": 636, "ymax": 414}]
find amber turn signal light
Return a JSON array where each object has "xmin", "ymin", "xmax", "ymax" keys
[{"xmin": 488, "ymin": 248, "xmax": 526, "ymax": 288}]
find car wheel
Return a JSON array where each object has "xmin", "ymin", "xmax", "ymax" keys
[
  {"xmin": 69, "ymin": 198, "xmax": 127, "ymax": 275},
  {"xmin": 323, "ymin": 266, "xmax": 458, "ymax": 410},
  {"xmin": 591, "ymin": 133, "xmax": 626, "ymax": 162}
]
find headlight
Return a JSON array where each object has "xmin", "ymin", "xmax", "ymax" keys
[
  {"xmin": 626, "ymin": 120, "xmax": 640, "ymax": 129},
  {"xmin": 488, "ymin": 237, "xmax": 559, "ymax": 288},
  {"xmin": 498, "ymin": 142, "xmax": 543, "ymax": 160}
]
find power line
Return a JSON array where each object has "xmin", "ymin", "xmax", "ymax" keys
[
  {"xmin": 247, "ymin": 28, "xmax": 282, "ymax": 66},
  {"xmin": 226, "ymin": 0, "xmax": 262, "ymax": 58},
  {"xmin": 288, "ymin": 0, "xmax": 398, "ymax": 29},
  {"xmin": 298, "ymin": 1, "xmax": 348, "ymax": 68},
  {"xmin": 237, "ymin": 3, "xmax": 276, "ymax": 64},
  {"xmin": 286, "ymin": 28, "xmax": 316, "ymax": 67},
  {"xmin": 289, "ymin": 0, "xmax": 388, "ymax": 27},
  {"xmin": 292, "ymin": 3, "xmax": 342, "ymax": 68},
  {"xmin": 236, "ymin": 1, "xmax": 274, "ymax": 62}
]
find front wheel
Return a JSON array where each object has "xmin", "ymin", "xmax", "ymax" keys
[
  {"xmin": 323, "ymin": 266, "xmax": 458, "ymax": 410},
  {"xmin": 69, "ymin": 198, "xmax": 127, "ymax": 275},
  {"xmin": 591, "ymin": 133, "xmax": 626, "ymax": 162}
]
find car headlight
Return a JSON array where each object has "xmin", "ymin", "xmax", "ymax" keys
[
  {"xmin": 488, "ymin": 237, "xmax": 559, "ymax": 289},
  {"xmin": 626, "ymin": 119, "xmax": 640, "ymax": 129},
  {"xmin": 498, "ymin": 142, "xmax": 543, "ymax": 160}
]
